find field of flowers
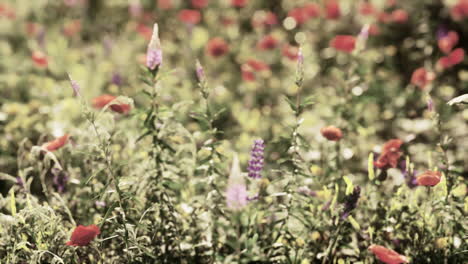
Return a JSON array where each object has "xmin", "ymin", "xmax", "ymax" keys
[{"xmin": 0, "ymin": 0, "xmax": 467, "ymax": 263}]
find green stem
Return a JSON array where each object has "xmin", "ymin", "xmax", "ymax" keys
[{"xmin": 322, "ymin": 221, "xmax": 344, "ymax": 264}]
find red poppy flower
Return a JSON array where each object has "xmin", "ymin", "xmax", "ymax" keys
[
  {"xmin": 92, "ymin": 94, "xmax": 131, "ymax": 114},
  {"xmin": 391, "ymin": 9, "xmax": 408, "ymax": 23},
  {"xmin": 157, "ymin": 0, "xmax": 172, "ymax": 9},
  {"xmin": 191, "ymin": 0, "xmax": 208, "ymax": 8},
  {"xmin": 178, "ymin": 9, "xmax": 201, "ymax": 25},
  {"xmin": 43, "ymin": 134, "xmax": 69, "ymax": 151},
  {"xmin": 241, "ymin": 67, "xmax": 256, "ymax": 82},
  {"xmin": 360, "ymin": 2, "xmax": 375, "ymax": 16},
  {"xmin": 416, "ymin": 170, "xmax": 442, "ymax": 186},
  {"xmin": 32, "ymin": 51, "xmax": 48, "ymax": 68},
  {"xmin": 231, "ymin": 0, "xmax": 247, "ymax": 8},
  {"xmin": 241, "ymin": 60, "xmax": 269, "ymax": 82},
  {"xmin": 66, "ymin": 225, "xmax": 100, "ymax": 247},
  {"xmin": 320, "ymin": 126, "xmax": 343, "ymax": 141},
  {"xmin": 451, "ymin": 0, "xmax": 468, "ymax": 20},
  {"xmin": 288, "ymin": 8, "xmax": 308, "ymax": 25},
  {"xmin": 63, "ymin": 20, "xmax": 81, "ymax": 37},
  {"xmin": 410, "ymin": 68, "xmax": 435, "ymax": 90},
  {"xmin": 325, "ymin": 0, "xmax": 341, "ymax": 20},
  {"xmin": 257, "ymin": 35, "xmax": 278, "ymax": 50},
  {"xmin": 368, "ymin": 245, "xmax": 409, "ymax": 264},
  {"xmin": 437, "ymin": 48, "xmax": 465, "ymax": 70},
  {"xmin": 330, "ymin": 35, "xmax": 356, "ymax": 53},
  {"xmin": 438, "ymin": 31, "xmax": 459, "ymax": 54},
  {"xmin": 374, "ymin": 139, "xmax": 403, "ymax": 169},
  {"xmin": 206, "ymin": 37, "xmax": 229, "ymax": 57},
  {"xmin": 246, "ymin": 59, "xmax": 269, "ymax": 71},
  {"xmin": 287, "ymin": 4, "xmax": 320, "ymax": 24},
  {"xmin": 282, "ymin": 44, "xmax": 299, "ymax": 61},
  {"xmin": 252, "ymin": 11, "xmax": 278, "ymax": 28},
  {"xmin": 303, "ymin": 3, "xmax": 321, "ymax": 18}
]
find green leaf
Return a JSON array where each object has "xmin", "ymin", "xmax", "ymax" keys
[
  {"xmin": 301, "ymin": 95, "xmax": 315, "ymax": 108},
  {"xmin": 10, "ymin": 189, "xmax": 16, "ymax": 216},
  {"xmin": 284, "ymin": 96, "xmax": 297, "ymax": 112},
  {"xmin": 343, "ymin": 176, "xmax": 354, "ymax": 195},
  {"xmin": 348, "ymin": 215, "xmax": 360, "ymax": 230},
  {"xmin": 368, "ymin": 152, "xmax": 374, "ymax": 180},
  {"xmin": 433, "ymin": 173, "xmax": 447, "ymax": 199}
]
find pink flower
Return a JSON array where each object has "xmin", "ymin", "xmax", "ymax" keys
[
  {"xmin": 231, "ymin": 0, "xmax": 247, "ymax": 8},
  {"xmin": 410, "ymin": 68, "xmax": 435, "ymax": 90},
  {"xmin": 360, "ymin": 2, "xmax": 375, "ymax": 16},
  {"xmin": 206, "ymin": 37, "xmax": 229, "ymax": 57},
  {"xmin": 437, "ymin": 48, "xmax": 465, "ymax": 70},
  {"xmin": 451, "ymin": 0, "xmax": 468, "ymax": 20},
  {"xmin": 257, "ymin": 35, "xmax": 278, "ymax": 50},
  {"xmin": 251, "ymin": 11, "xmax": 278, "ymax": 28},
  {"xmin": 391, "ymin": 9, "xmax": 408, "ymax": 23},
  {"xmin": 146, "ymin": 23, "xmax": 163, "ymax": 70},
  {"xmin": 325, "ymin": 0, "xmax": 341, "ymax": 20},
  {"xmin": 282, "ymin": 44, "xmax": 299, "ymax": 61},
  {"xmin": 438, "ymin": 31, "xmax": 459, "ymax": 54},
  {"xmin": 191, "ymin": 0, "xmax": 208, "ymax": 8},
  {"xmin": 157, "ymin": 0, "xmax": 172, "ymax": 9}
]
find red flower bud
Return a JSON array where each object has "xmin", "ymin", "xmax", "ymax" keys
[
  {"xmin": 416, "ymin": 170, "xmax": 442, "ymax": 186},
  {"xmin": 320, "ymin": 126, "xmax": 343, "ymax": 141}
]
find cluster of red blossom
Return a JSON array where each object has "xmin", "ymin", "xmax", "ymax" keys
[
  {"xmin": 320, "ymin": 127, "xmax": 442, "ymax": 187},
  {"xmin": 410, "ymin": 29, "xmax": 465, "ymax": 90}
]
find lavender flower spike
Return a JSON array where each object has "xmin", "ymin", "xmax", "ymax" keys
[
  {"xmin": 226, "ymin": 154, "xmax": 248, "ymax": 210},
  {"xmin": 195, "ymin": 59, "xmax": 205, "ymax": 83},
  {"xmin": 248, "ymin": 139, "xmax": 265, "ymax": 179},
  {"xmin": 146, "ymin": 23, "xmax": 163, "ymax": 70},
  {"xmin": 67, "ymin": 73, "xmax": 81, "ymax": 97}
]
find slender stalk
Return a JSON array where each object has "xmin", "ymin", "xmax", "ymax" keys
[
  {"xmin": 321, "ymin": 221, "xmax": 344, "ymax": 264},
  {"xmin": 87, "ymin": 117, "xmax": 130, "ymax": 256}
]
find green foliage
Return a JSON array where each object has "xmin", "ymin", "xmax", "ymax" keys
[{"xmin": 1, "ymin": 0, "xmax": 467, "ymax": 263}]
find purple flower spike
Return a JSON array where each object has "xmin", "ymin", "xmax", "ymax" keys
[
  {"xmin": 247, "ymin": 139, "xmax": 265, "ymax": 179},
  {"xmin": 427, "ymin": 98, "xmax": 434, "ymax": 112},
  {"xmin": 195, "ymin": 59, "xmax": 205, "ymax": 83},
  {"xmin": 341, "ymin": 186, "xmax": 360, "ymax": 219},
  {"xmin": 67, "ymin": 74, "xmax": 81, "ymax": 97},
  {"xmin": 146, "ymin": 23, "xmax": 163, "ymax": 70}
]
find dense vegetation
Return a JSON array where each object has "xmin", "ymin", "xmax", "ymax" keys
[{"xmin": 0, "ymin": 0, "xmax": 467, "ymax": 263}]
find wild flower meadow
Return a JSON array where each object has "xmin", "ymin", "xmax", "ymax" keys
[{"xmin": 1, "ymin": 0, "xmax": 468, "ymax": 263}]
